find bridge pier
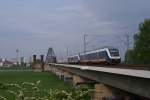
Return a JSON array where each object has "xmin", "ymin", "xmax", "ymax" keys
[
  {"xmin": 54, "ymin": 69, "xmax": 64, "ymax": 79},
  {"xmin": 93, "ymin": 84, "xmax": 145, "ymax": 100},
  {"xmin": 44, "ymin": 64, "xmax": 50, "ymax": 71},
  {"xmin": 32, "ymin": 55, "xmax": 45, "ymax": 72},
  {"xmin": 32, "ymin": 63, "xmax": 43, "ymax": 72},
  {"xmin": 47, "ymin": 66, "xmax": 73, "ymax": 83},
  {"xmin": 63, "ymin": 72, "xmax": 73, "ymax": 83},
  {"xmin": 72, "ymin": 75, "xmax": 87, "ymax": 86},
  {"xmin": 71, "ymin": 76, "xmax": 117, "ymax": 100},
  {"xmin": 72, "ymin": 75, "xmax": 95, "ymax": 86},
  {"xmin": 94, "ymin": 84, "xmax": 115, "ymax": 100}
]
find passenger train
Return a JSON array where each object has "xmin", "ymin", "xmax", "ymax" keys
[{"xmin": 68, "ymin": 47, "xmax": 121, "ymax": 65}]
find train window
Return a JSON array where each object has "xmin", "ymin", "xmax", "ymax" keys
[
  {"xmin": 85, "ymin": 54, "xmax": 88, "ymax": 60},
  {"xmin": 94, "ymin": 53, "xmax": 98, "ymax": 59},
  {"xmin": 98, "ymin": 52, "xmax": 101, "ymax": 59},
  {"xmin": 99, "ymin": 51, "xmax": 107, "ymax": 59},
  {"xmin": 91, "ymin": 53, "xmax": 96, "ymax": 59},
  {"xmin": 88, "ymin": 54, "xmax": 91, "ymax": 60},
  {"xmin": 90, "ymin": 54, "xmax": 93, "ymax": 60},
  {"xmin": 95, "ymin": 52, "xmax": 98, "ymax": 59},
  {"xmin": 80, "ymin": 55, "xmax": 84, "ymax": 60},
  {"xmin": 110, "ymin": 51, "xmax": 119, "ymax": 57},
  {"xmin": 109, "ymin": 48, "xmax": 119, "ymax": 57},
  {"xmin": 95, "ymin": 52, "xmax": 99, "ymax": 59}
]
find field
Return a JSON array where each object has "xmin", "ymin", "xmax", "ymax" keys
[
  {"xmin": 0, "ymin": 71, "xmax": 73, "ymax": 99},
  {"xmin": 0, "ymin": 66, "xmax": 31, "ymax": 70}
]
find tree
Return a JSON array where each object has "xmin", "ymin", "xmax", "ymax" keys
[
  {"xmin": 124, "ymin": 49, "xmax": 134, "ymax": 64},
  {"xmin": 125, "ymin": 19, "xmax": 150, "ymax": 64},
  {"xmin": 134, "ymin": 19, "xmax": 150, "ymax": 64}
]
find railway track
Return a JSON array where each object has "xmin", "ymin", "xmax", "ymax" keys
[
  {"xmin": 92, "ymin": 64, "xmax": 150, "ymax": 71},
  {"xmin": 59, "ymin": 63, "xmax": 150, "ymax": 71}
]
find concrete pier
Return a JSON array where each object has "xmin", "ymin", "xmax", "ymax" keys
[
  {"xmin": 73, "ymin": 75, "xmax": 87, "ymax": 86},
  {"xmin": 32, "ymin": 55, "xmax": 45, "ymax": 72},
  {"xmin": 94, "ymin": 84, "xmax": 114, "ymax": 100}
]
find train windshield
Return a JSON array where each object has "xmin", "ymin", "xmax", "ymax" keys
[{"xmin": 109, "ymin": 49, "xmax": 119, "ymax": 57}]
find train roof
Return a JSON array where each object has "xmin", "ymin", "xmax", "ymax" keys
[
  {"xmin": 68, "ymin": 46, "xmax": 119, "ymax": 58},
  {"xmin": 80, "ymin": 46, "xmax": 119, "ymax": 55},
  {"xmin": 80, "ymin": 48, "xmax": 108, "ymax": 56},
  {"xmin": 101, "ymin": 46, "xmax": 116, "ymax": 49},
  {"xmin": 68, "ymin": 54, "xmax": 79, "ymax": 58}
]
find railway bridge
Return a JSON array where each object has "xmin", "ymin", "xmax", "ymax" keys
[
  {"xmin": 46, "ymin": 63, "xmax": 150, "ymax": 100},
  {"xmin": 43, "ymin": 47, "xmax": 150, "ymax": 99}
]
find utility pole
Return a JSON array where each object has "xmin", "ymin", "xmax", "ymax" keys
[
  {"xmin": 83, "ymin": 34, "xmax": 102, "ymax": 53},
  {"xmin": 125, "ymin": 34, "xmax": 130, "ymax": 50},
  {"xmin": 83, "ymin": 34, "xmax": 88, "ymax": 53},
  {"xmin": 29, "ymin": 56, "xmax": 32, "ymax": 65},
  {"xmin": 67, "ymin": 47, "xmax": 69, "ymax": 58},
  {"xmin": 16, "ymin": 49, "xmax": 19, "ymax": 65}
]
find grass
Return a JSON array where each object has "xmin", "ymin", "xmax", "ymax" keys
[
  {"xmin": 0, "ymin": 66, "xmax": 31, "ymax": 70},
  {"xmin": 0, "ymin": 71, "xmax": 72, "ymax": 89},
  {"xmin": 0, "ymin": 71, "xmax": 73, "ymax": 99}
]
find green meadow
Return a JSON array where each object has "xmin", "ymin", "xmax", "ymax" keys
[{"xmin": 0, "ymin": 71, "xmax": 73, "ymax": 100}]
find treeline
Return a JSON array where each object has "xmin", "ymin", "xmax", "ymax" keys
[{"xmin": 125, "ymin": 19, "xmax": 150, "ymax": 64}]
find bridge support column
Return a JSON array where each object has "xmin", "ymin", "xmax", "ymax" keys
[
  {"xmin": 44, "ymin": 64, "xmax": 50, "ymax": 71},
  {"xmin": 94, "ymin": 84, "xmax": 114, "ymax": 100},
  {"xmin": 63, "ymin": 72, "xmax": 73, "ymax": 82},
  {"xmin": 73, "ymin": 75, "xmax": 88, "ymax": 86},
  {"xmin": 52, "ymin": 67, "xmax": 58, "ymax": 74},
  {"xmin": 32, "ymin": 63, "xmax": 43, "ymax": 72},
  {"xmin": 54, "ymin": 69, "xmax": 64, "ymax": 79}
]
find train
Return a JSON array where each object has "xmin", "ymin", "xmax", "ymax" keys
[{"xmin": 68, "ymin": 47, "xmax": 121, "ymax": 65}]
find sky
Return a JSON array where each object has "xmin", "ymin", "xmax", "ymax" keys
[{"xmin": 0, "ymin": 0, "xmax": 150, "ymax": 61}]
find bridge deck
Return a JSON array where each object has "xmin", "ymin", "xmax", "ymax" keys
[{"xmin": 53, "ymin": 64, "xmax": 150, "ymax": 79}]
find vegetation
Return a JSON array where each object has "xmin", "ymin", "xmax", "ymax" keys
[
  {"xmin": 0, "ymin": 81, "xmax": 90, "ymax": 100},
  {"xmin": 125, "ymin": 49, "xmax": 134, "ymax": 64},
  {"xmin": 125, "ymin": 19, "xmax": 150, "ymax": 64},
  {"xmin": 0, "ymin": 71, "xmax": 90, "ymax": 100},
  {"xmin": 0, "ymin": 66, "xmax": 31, "ymax": 70}
]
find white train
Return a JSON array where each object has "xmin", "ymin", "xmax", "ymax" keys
[{"xmin": 68, "ymin": 47, "xmax": 121, "ymax": 65}]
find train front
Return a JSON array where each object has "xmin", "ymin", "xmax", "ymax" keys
[{"xmin": 108, "ymin": 48, "xmax": 121, "ymax": 64}]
